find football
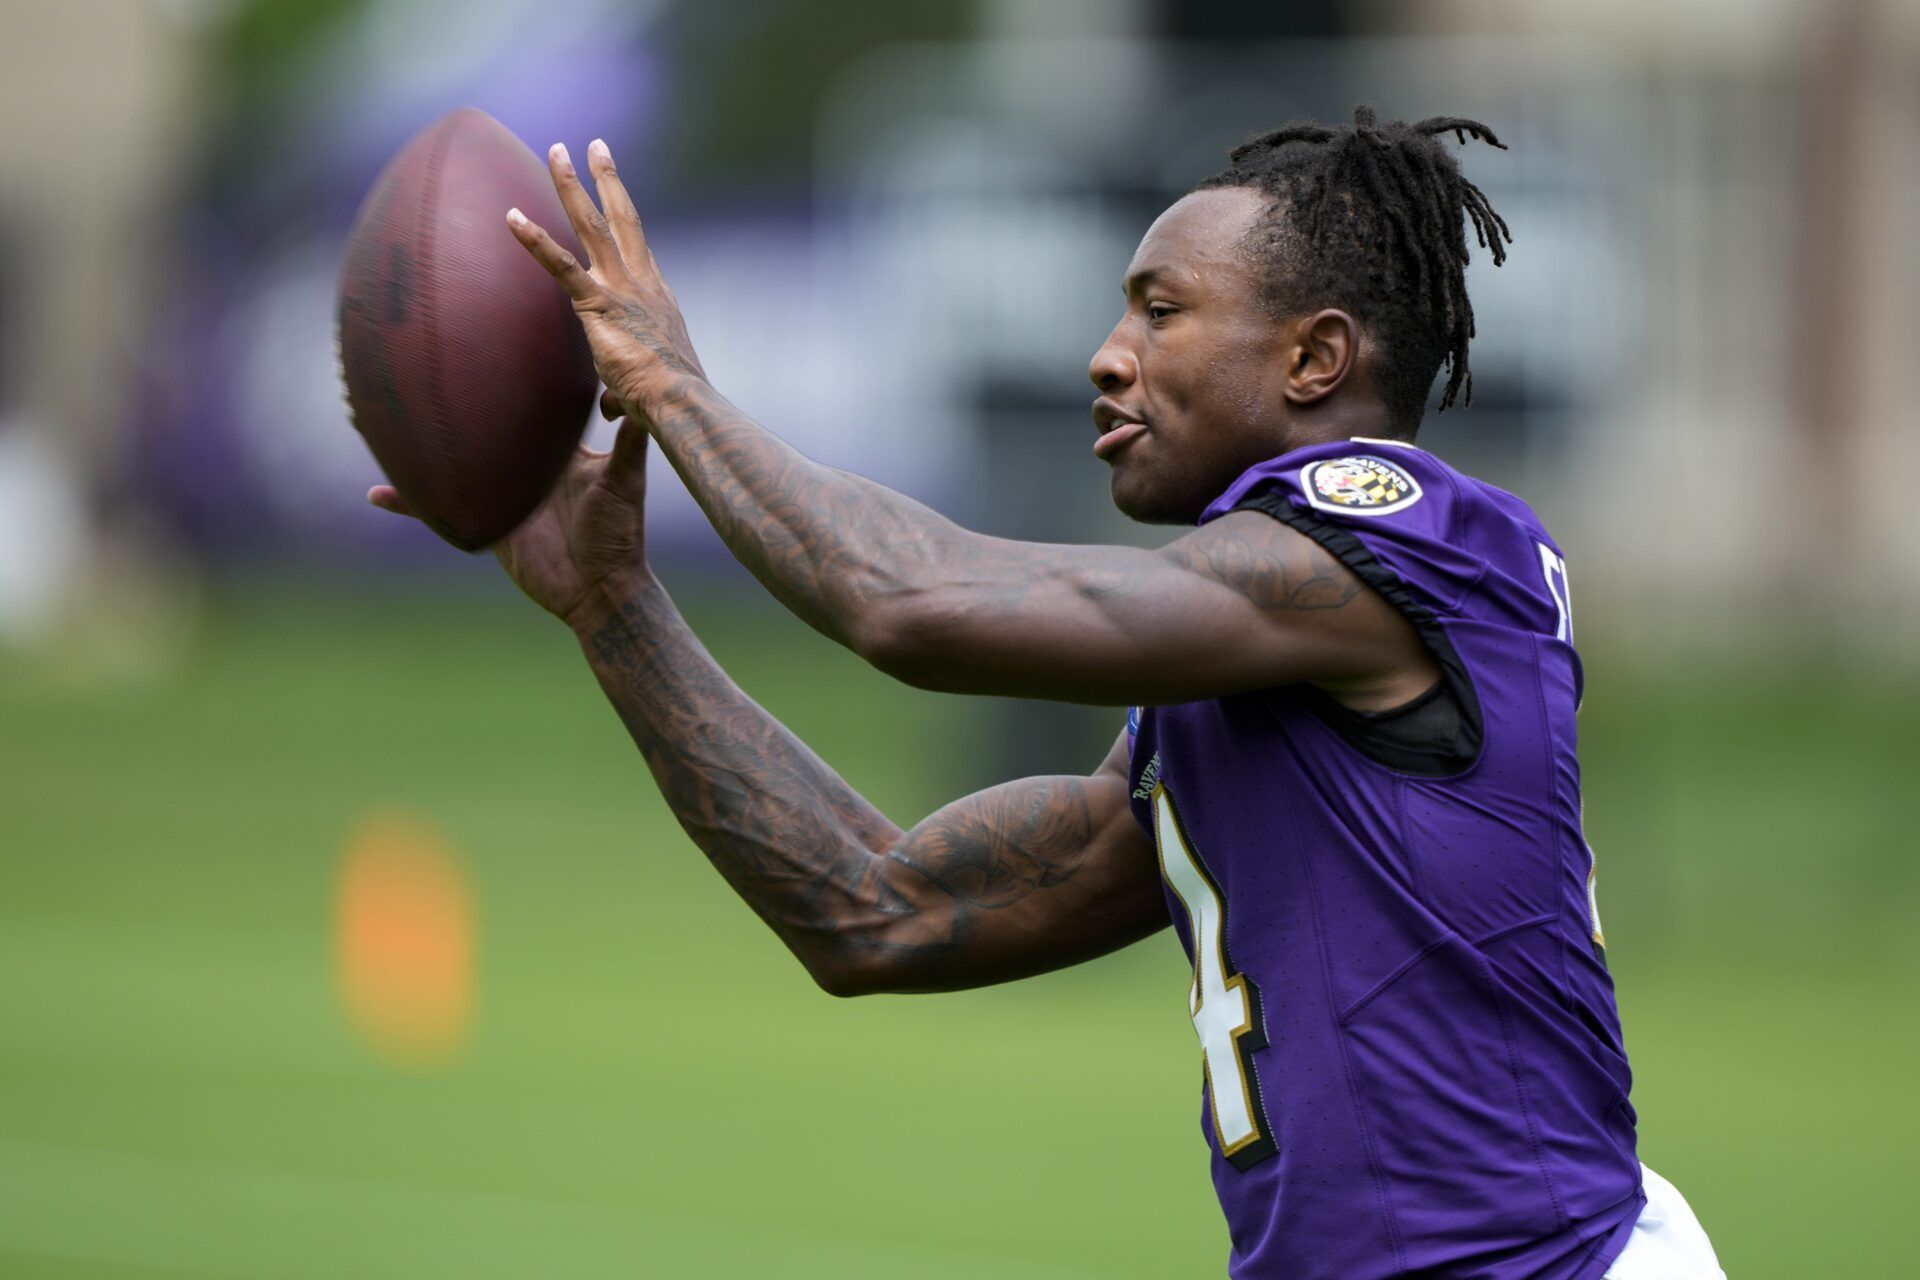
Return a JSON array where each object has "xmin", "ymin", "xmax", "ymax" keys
[{"xmin": 337, "ymin": 107, "xmax": 597, "ymax": 550}]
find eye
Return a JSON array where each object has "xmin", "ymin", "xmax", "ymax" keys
[{"xmin": 1146, "ymin": 302, "xmax": 1176, "ymax": 323}]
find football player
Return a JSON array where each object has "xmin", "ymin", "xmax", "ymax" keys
[{"xmin": 375, "ymin": 106, "xmax": 1723, "ymax": 1279}]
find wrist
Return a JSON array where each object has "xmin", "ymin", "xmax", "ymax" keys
[
  {"xmin": 565, "ymin": 569, "xmax": 663, "ymax": 639},
  {"xmin": 617, "ymin": 369, "xmax": 711, "ymax": 422}
]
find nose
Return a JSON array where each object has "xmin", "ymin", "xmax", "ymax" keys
[{"xmin": 1088, "ymin": 321, "xmax": 1138, "ymax": 393}]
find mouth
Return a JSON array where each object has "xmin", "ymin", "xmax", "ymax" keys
[{"xmin": 1091, "ymin": 397, "xmax": 1150, "ymax": 461}]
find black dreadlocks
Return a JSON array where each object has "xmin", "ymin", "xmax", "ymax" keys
[{"xmin": 1195, "ymin": 104, "xmax": 1512, "ymax": 433}]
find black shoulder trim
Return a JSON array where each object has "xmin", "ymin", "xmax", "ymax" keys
[{"xmin": 1234, "ymin": 491, "xmax": 1484, "ymax": 777}]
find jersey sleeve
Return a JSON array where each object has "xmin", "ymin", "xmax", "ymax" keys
[
  {"xmin": 1204, "ymin": 445, "xmax": 1488, "ymax": 616},
  {"xmin": 1202, "ymin": 444, "xmax": 1490, "ymax": 771}
]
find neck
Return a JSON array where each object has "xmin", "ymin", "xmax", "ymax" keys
[{"xmin": 1281, "ymin": 400, "xmax": 1400, "ymax": 451}]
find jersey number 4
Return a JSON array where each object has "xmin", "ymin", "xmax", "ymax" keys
[
  {"xmin": 1153, "ymin": 785, "xmax": 1278, "ymax": 1171},
  {"xmin": 1539, "ymin": 543, "xmax": 1573, "ymax": 642}
]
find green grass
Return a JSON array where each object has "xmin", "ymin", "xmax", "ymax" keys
[{"xmin": 0, "ymin": 586, "xmax": 1913, "ymax": 1277}]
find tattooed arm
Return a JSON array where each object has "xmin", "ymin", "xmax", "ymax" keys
[
  {"xmin": 574, "ymin": 578, "xmax": 1166, "ymax": 995},
  {"xmin": 507, "ymin": 140, "xmax": 1435, "ymax": 707},
  {"xmin": 639, "ymin": 381, "xmax": 1427, "ymax": 706},
  {"xmin": 367, "ymin": 408, "xmax": 1160, "ymax": 993}
]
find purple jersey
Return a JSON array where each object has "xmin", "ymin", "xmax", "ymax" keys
[{"xmin": 1127, "ymin": 440, "xmax": 1642, "ymax": 1279}]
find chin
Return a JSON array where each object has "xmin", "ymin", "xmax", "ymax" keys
[{"xmin": 1108, "ymin": 463, "xmax": 1206, "ymax": 526}]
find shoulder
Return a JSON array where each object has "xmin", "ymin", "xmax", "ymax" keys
[
  {"xmin": 1204, "ymin": 439, "xmax": 1466, "ymax": 535},
  {"xmin": 1206, "ymin": 442, "xmax": 1570, "ymax": 636},
  {"xmin": 1209, "ymin": 439, "xmax": 1555, "ymax": 562}
]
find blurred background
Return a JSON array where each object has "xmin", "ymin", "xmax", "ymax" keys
[{"xmin": 2, "ymin": 0, "xmax": 1917, "ymax": 1275}]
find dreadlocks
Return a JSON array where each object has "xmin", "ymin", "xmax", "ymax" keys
[{"xmin": 1195, "ymin": 104, "xmax": 1512, "ymax": 433}]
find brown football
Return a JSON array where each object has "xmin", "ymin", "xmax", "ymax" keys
[{"xmin": 337, "ymin": 108, "xmax": 596, "ymax": 550}]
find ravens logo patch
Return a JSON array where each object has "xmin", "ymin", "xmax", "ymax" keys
[{"xmin": 1301, "ymin": 455, "xmax": 1423, "ymax": 517}]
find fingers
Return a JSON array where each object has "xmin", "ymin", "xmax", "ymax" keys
[
  {"xmin": 507, "ymin": 208, "xmax": 599, "ymax": 301},
  {"xmin": 600, "ymin": 386, "xmax": 624, "ymax": 420},
  {"xmin": 367, "ymin": 485, "xmax": 415, "ymax": 517},
  {"xmin": 546, "ymin": 143, "xmax": 621, "ymax": 276},
  {"xmin": 586, "ymin": 139, "xmax": 651, "ymax": 276},
  {"xmin": 606, "ymin": 417, "xmax": 649, "ymax": 483}
]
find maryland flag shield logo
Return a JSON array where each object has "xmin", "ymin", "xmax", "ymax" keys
[{"xmin": 1301, "ymin": 455, "xmax": 1423, "ymax": 517}]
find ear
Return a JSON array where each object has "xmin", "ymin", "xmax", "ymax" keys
[{"xmin": 1282, "ymin": 309, "xmax": 1359, "ymax": 406}]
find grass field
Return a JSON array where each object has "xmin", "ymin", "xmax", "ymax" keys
[{"xmin": 1, "ymin": 584, "xmax": 1914, "ymax": 1277}]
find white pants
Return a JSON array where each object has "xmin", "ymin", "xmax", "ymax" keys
[{"xmin": 1603, "ymin": 1165, "xmax": 1726, "ymax": 1279}]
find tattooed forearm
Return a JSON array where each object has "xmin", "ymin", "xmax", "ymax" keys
[
  {"xmin": 637, "ymin": 377, "xmax": 985, "ymax": 646},
  {"xmin": 583, "ymin": 583, "xmax": 895, "ymax": 952},
  {"xmin": 577, "ymin": 579, "xmax": 1106, "ymax": 989}
]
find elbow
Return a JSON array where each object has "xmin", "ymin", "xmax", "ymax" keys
[
  {"xmin": 800, "ymin": 917, "xmax": 924, "ymax": 997},
  {"xmin": 846, "ymin": 595, "xmax": 968, "ymax": 692},
  {"xmin": 810, "ymin": 968, "xmax": 873, "ymax": 999},
  {"xmin": 803, "ymin": 949, "xmax": 889, "ymax": 999}
]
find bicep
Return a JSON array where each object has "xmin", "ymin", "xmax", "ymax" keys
[
  {"xmin": 875, "ymin": 511, "xmax": 1427, "ymax": 705},
  {"xmin": 852, "ymin": 733, "xmax": 1166, "ymax": 993}
]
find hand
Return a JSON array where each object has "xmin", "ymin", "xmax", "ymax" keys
[
  {"xmin": 369, "ymin": 391, "xmax": 653, "ymax": 628},
  {"xmin": 508, "ymin": 138, "xmax": 706, "ymax": 413}
]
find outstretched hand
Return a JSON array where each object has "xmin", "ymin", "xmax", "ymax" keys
[
  {"xmin": 507, "ymin": 138, "xmax": 706, "ymax": 412},
  {"xmin": 369, "ymin": 390, "xmax": 653, "ymax": 628}
]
